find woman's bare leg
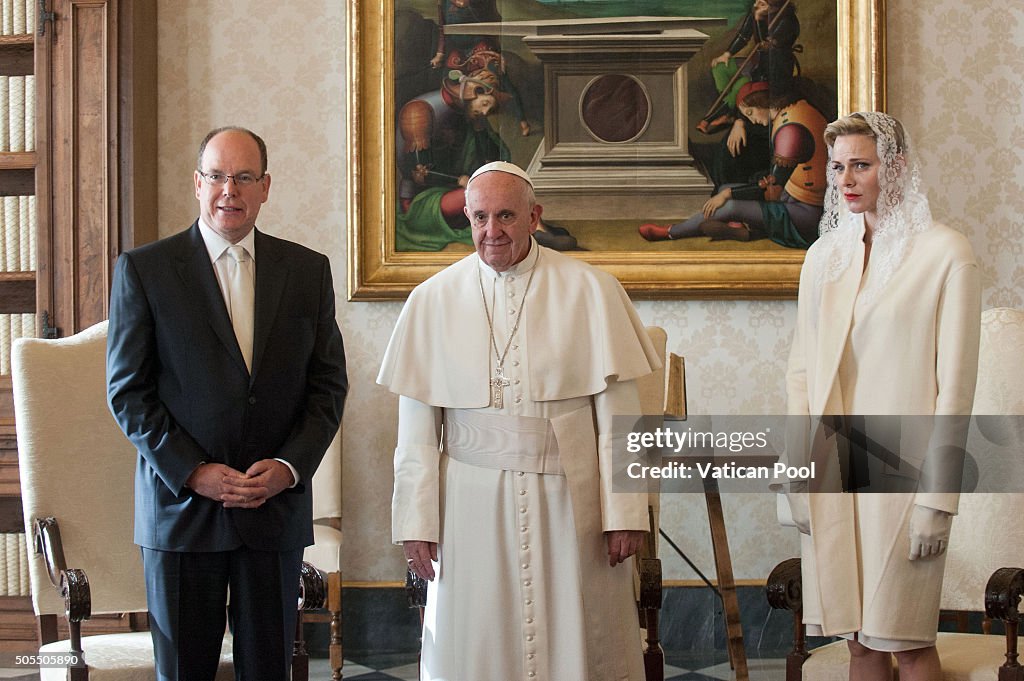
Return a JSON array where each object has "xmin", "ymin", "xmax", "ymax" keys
[{"xmin": 848, "ymin": 640, "xmax": 894, "ymax": 681}]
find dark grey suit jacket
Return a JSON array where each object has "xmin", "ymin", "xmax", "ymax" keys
[{"xmin": 106, "ymin": 222, "xmax": 347, "ymax": 552}]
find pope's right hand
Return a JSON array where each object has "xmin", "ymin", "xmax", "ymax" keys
[{"xmin": 404, "ymin": 540, "xmax": 438, "ymax": 581}]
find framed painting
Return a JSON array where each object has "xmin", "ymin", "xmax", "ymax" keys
[{"xmin": 347, "ymin": 0, "xmax": 885, "ymax": 300}]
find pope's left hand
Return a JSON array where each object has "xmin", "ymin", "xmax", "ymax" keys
[{"xmin": 605, "ymin": 530, "xmax": 646, "ymax": 566}]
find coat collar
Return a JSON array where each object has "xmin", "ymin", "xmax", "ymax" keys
[
  {"xmin": 811, "ymin": 228, "xmax": 866, "ymax": 414},
  {"xmin": 174, "ymin": 222, "xmax": 246, "ymax": 374},
  {"xmin": 251, "ymin": 229, "xmax": 287, "ymax": 377},
  {"xmin": 172, "ymin": 222, "xmax": 287, "ymax": 380}
]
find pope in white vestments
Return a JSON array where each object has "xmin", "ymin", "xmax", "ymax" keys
[{"xmin": 378, "ymin": 162, "xmax": 660, "ymax": 681}]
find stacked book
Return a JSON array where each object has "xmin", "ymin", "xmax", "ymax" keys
[
  {"xmin": 0, "ymin": 0, "xmax": 36, "ymax": 35},
  {"xmin": 0, "ymin": 313, "xmax": 35, "ymax": 374},
  {"xmin": 0, "ymin": 531, "xmax": 30, "ymax": 596},
  {"xmin": 0, "ymin": 74, "xmax": 35, "ymax": 152},
  {"xmin": 0, "ymin": 194, "xmax": 36, "ymax": 271}
]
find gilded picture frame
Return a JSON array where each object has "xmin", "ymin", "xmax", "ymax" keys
[{"xmin": 347, "ymin": 0, "xmax": 885, "ymax": 301}]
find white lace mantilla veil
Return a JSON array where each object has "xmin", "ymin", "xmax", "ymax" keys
[{"xmin": 813, "ymin": 111, "xmax": 933, "ymax": 304}]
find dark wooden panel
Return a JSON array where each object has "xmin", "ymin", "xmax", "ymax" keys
[
  {"xmin": 118, "ymin": 0, "xmax": 158, "ymax": 249},
  {"xmin": 0, "ymin": 40, "xmax": 34, "ymax": 76},
  {"xmin": 0, "ymin": 382, "xmax": 13, "ymax": 423},
  {"xmin": 0, "ymin": 385, "xmax": 12, "ymax": 421},
  {"xmin": 0, "ymin": 428, "xmax": 22, "ymax": 498},
  {"xmin": 0, "ymin": 595, "xmax": 34, "ymax": 649},
  {"xmin": 0, "ymin": 169, "xmax": 35, "ymax": 196},
  {"xmin": 0, "ymin": 278, "xmax": 35, "ymax": 313},
  {"xmin": 71, "ymin": 3, "xmax": 112, "ymax": 329},
  {"xmin": 43, "ymin": 0, "xmax": 120, "ymax": 335},
  {"xmin": 0, "ymin": 498, "xmax": 23, "ymax": 532}
]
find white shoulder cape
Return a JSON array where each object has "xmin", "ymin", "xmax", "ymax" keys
[{"xmin": 377, "ymin": 245, "xmax": 660, "ymax": 407}]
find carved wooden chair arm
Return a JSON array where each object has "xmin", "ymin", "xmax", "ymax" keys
[
  {"xmin": 638, "ymin": 558, "xmax": 662, "ymax": 611},
  {"xmin": 638, "ymin": 555, "xmax": 665, "ymax": 681},
  {"xmin": 405, "ymin": 569, "xmax": 428, "ymax": 609},
  {"xmin": 985, "ymin": 566, "xmax": 1024, "ymax": 678},
  {"xmin": 298, "ymin": 562, "xmax": 327, "ymax": 611},
  {"xmin": 636, "ymin": 502, "xmax": 662, "ymax": 615},
  {"xmin": 985, "ymin": 567, "xmax": 1024, "ymax": 677},
  {"xmin": 766, "ymin": 558, "xmax": 808, "ymax": 681},
  {"xmin": 986, "ymin": 567, "xmax": 1024, "ymax": 622},
  {"xmin": 766, "ymin": 557, "xmax": 803, "ymax": 613},
  {"xmin": 33, "ymin": 516, "xmax": 92, "ymax": 623}
]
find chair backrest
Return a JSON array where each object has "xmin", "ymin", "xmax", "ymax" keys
[
  {"xmin": 942, "ymin": 307, "xmax": 1024, "ymax": 611},
  {"xmin": 312, "ymin": 429, "xmax": 341, "ymax": 522},
  {"xmin": 11, "ymin": 320, "xmax": 147, "ymax": 616},
  {"xmin": 633, "ymin": 327, "xmax": 668, "ymax": 545},
  {"xmin": 636, "ymin": 327, "xmax": 667, "ymax": 418}
]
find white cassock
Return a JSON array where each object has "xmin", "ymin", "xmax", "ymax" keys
[
  {"xmin": 786, "ymin": 217, "xmax": 980, "ymax": 647},
  {"xmin": 379, "ymin": 240, "xmax": 660, "ymax": 681}
]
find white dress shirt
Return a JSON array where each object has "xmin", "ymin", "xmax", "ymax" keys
[{"xmin": 196, "ymin": 219, "xmax": 299, "ymax": 486}]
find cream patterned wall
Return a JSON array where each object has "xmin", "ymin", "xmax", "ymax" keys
[
  {"xmin": 155, "ymin": 0, "xmax": 1024, "ymax": 582},
  {"xmin": 888, "ymin": 3, "xmax": 1024, "ymax": 309}
]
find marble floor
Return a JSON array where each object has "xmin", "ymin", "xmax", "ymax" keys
[
  {"xmin": 0, "ymin": 652, "xmax": 787, "ymax": 680},
  {"xmin": 343, "ymin": 656, "xmax": 787, "ymax": 681}
]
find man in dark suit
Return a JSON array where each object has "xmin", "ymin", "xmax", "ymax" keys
[{"xmin": 106, "ymin": 126, "xmax": 348, "ymax": 681}]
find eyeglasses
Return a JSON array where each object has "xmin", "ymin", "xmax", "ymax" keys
[{"xmin": 198, "ymin": 170, "xmax": 265, "ymax": 186}]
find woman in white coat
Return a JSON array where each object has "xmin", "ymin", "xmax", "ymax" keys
[{"xmin": 783, "ymin": 112, "xmax": 981, "ymax": 680}]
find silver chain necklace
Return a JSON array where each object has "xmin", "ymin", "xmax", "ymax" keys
[{"xmin": 477, "ymin": 261, "xmax": 536, "ymax": 409}]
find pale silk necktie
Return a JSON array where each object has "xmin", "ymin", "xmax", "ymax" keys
[{"xmin": 226, "ymin": 245, "xmax": 255, "ymax": 371}]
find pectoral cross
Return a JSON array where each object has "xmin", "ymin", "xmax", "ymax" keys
[{"xmin": 490, "ymin": 366, "xmax": 510, "ymax": 409}]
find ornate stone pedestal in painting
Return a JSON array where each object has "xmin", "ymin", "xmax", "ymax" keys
[{"xmin": 447, "ymin": 17, "xmax": 726, "ymax": 220}]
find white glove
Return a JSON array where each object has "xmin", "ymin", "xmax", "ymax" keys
[
  {"xmin": 908, "ymin": 504, "xmax": 952, "ymax": 561},
  {"xmin": 781, "ymin": 482, "xmax": 810, "ymax": 535}
]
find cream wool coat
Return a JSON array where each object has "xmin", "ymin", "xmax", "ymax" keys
[
  {"xmin": 379, "ymin": 243, "xmax": 660, "ymax": 680},
  {"xmin": 786, "ymin": 218, "xmax": 981, "ymax": 641}
]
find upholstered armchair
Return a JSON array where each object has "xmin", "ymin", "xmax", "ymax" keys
[
  {"xmin": 767, "ymin": 307, "xmax": 1024, "ymax": 681},
  {"xmin": 12, "ymin": 321, "xmax": 326, "ymax": 680}
]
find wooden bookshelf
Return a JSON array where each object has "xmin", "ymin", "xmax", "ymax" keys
[
  {"xmin": 0, "ymin": 0, "xmax": 158, "ymax": 652},
  {"xmin": 0, "ymin": 272, "xmax": 33, "ymax": 313},
  {"xmin": 0, "ymin": 24, "xmax": 37, "ymax": 653}
]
